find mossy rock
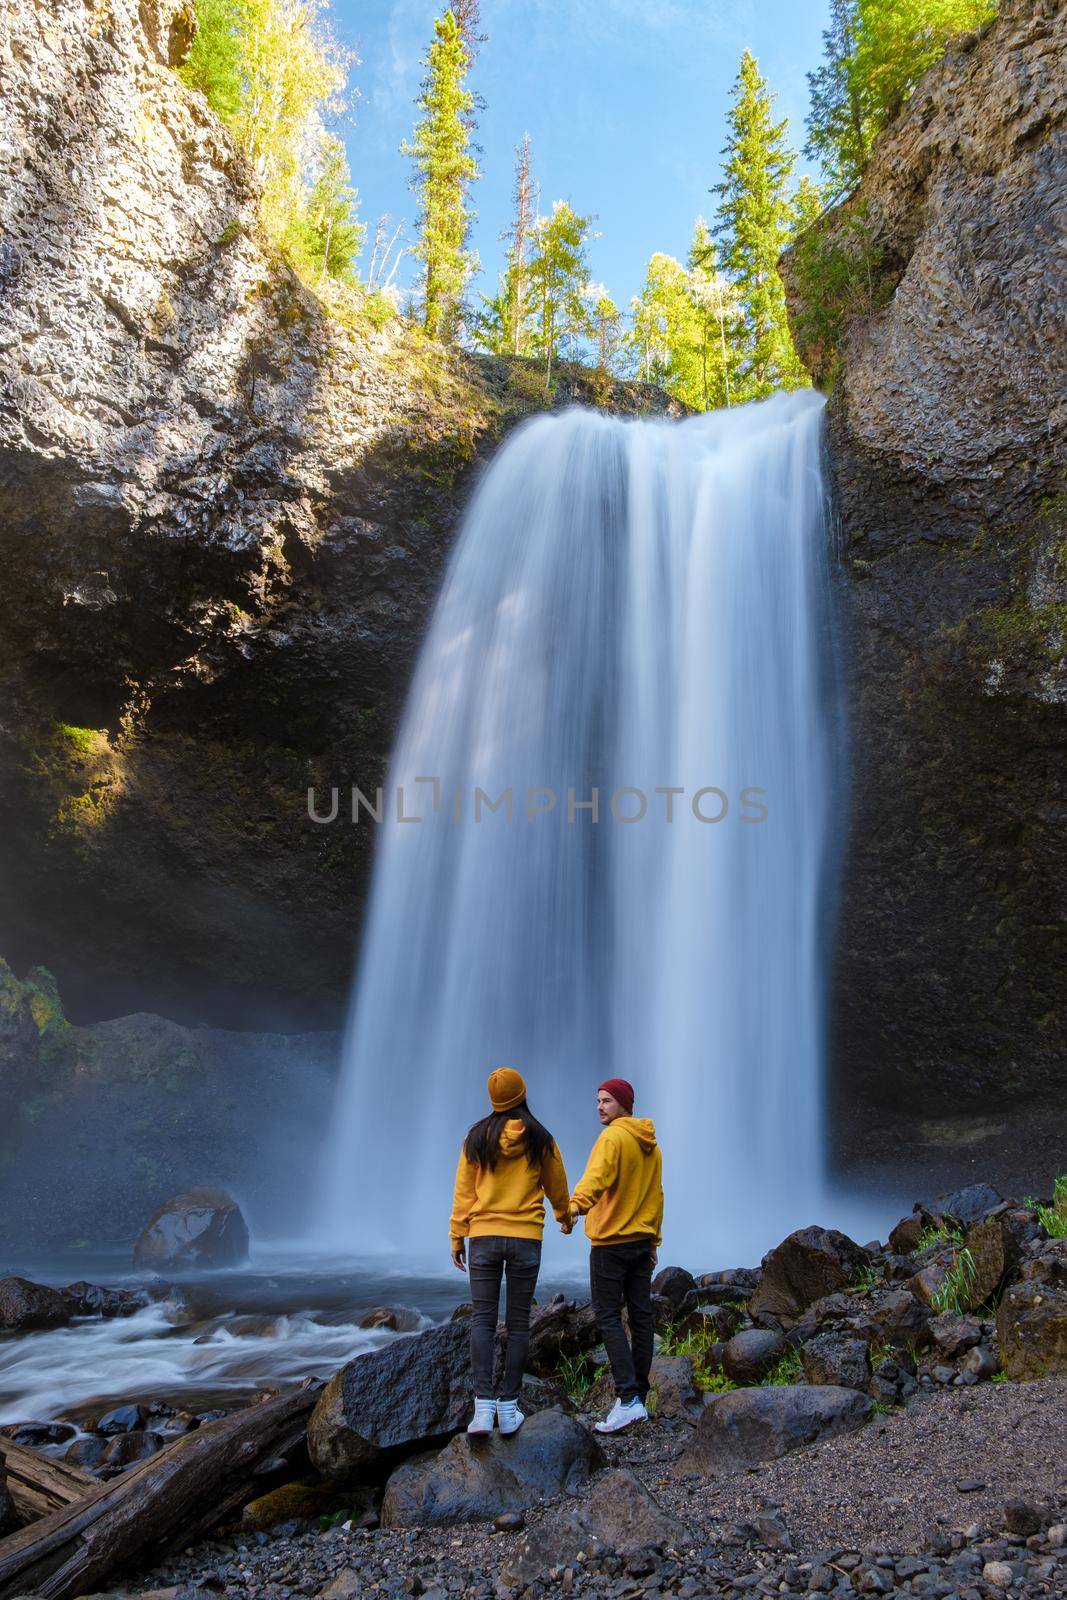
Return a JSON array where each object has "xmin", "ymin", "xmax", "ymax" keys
[{"xmin": 241, "ymin": 1479, "xmax": 348, "ymax": 1530}]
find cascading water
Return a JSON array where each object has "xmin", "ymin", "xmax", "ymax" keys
[{"xmin": 320, "ymin": 389, "xmax": 843, "ymax": 1268}]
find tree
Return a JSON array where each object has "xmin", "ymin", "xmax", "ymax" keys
[
  {"xmin": 179, "ymin": 0, "xmax": 359, "ymax": 286},
  {"xmin": 590, "ymin": 291, "xmax": 626, "ymax": 377},
  {"xmin": 302, "ymin": 136, "xmax": 365, "ymax": 282},
  {"xmin": 713, "ymin": 51, "xmax": 809, "ymax": 400},
  {"xmin": 806, "ymin": 0, "xmax": 997, "ymax": 197},
  {"xmin": 804, "ymin": 0, "xmax": 872, "ymax": 200},
  {"xmin": 402, "ymin": 10, "xmax": 480, "ymax": 342},
  {"xmin": 527, "ymin": 201, "xmax": 594, "ymax": 387},
  {"xmin": 366, "ymin": 214, "xmax": 406, "ymax": 293},
  {"xmin": 687, "ymin": 219, "xmax": 740, "ymax": 410},
  {"xmin": 500, "ymin": 133, "xmax": 538, "ymax": 355}
]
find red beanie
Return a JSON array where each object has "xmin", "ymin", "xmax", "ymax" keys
[{"xmin": 599, "ymin": 1078, "xmax": 634, "ymax": 1115}]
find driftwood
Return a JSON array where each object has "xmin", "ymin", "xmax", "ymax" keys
[
  {"xmin": 0, "ymin": 1384, "xmax": 319, "ymax": 1600},
  {"xmin": 0, "ymin": 1441, "xmax": 98, "ymax": 1522}
]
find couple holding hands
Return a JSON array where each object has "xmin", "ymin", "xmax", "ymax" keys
[{"xmin": 449, "ymin": 1067, "xmax": 663, "ymax": 1437}]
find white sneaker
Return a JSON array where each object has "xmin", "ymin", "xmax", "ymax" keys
[
  {"xmin": 496, "ymin": 1398, "xmax": 525, "ymax": 1435},
  {"xmin": 594, "ymin": 1397, "xmax": 649, "ymax": 1434},
  {"xmin": 467, "ymin": 1397, "xmax": 496, "ymax": 1434}
]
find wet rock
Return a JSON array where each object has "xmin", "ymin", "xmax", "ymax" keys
[
  {"xmin": 96, "ymin": 1404, "xmax": 150, "ymax": 1435},
  {"xmin": 748, "ymin": 1228, "xmax": 870, "ymax": 1326},
  {"xmin": 63, "ymin": 1281, "xmax": 144, "ymax": 1319},
  {"xmin": 497, "ymin": 1467, "xmax": 687, "ymax": 1587},
  {"xmin": 677, "ymin": 1384, "xmax": 873, "ymax": 1475},
  {"xmin": 801, "ymin": 1332, "xmax": 872, "ymax": 1391},
  {"xmin": 996, "ymin": 1240, "xmax": 1067, "ymax": 1379},
  {"xmin": 132, "ymin": 1189, "xmax": 250, "ymax": 1272},
  {"xmin": 931, "ymin": 1185, "xmax": 1004, "ymax": 1230},
  {"xmin": 357, "ymin": 1306, "xmax": 421, "ymax": 1332},
  {"xmin": 0, "ymin": 1276, "xmax": 71, "ymax": 1330},
  {"xmin": 721, "ymin": 1328, "xmax": 786, "ymax": 1384},
  {"xmin": 380, "ymin": 1407, "xmax": 602, "ymax": 1528},
  {"xmin": 65, "ymin": 1436, "xmax": 109, "ymax": 1469},
  {"xmin": 308, "ymin": 1319, "xmax": 473, "ymax": 1477},
  {"xmin": 0, "ymin": 1420, "xmax": 76, "ymax": 1446},
  {"xmin": 100, "ymin": 1430, "xmax": 163, "ymax": 1469},
  {"xmin": 648, "ymin": 1354, "xmax": 703, "ymax": 1419}
]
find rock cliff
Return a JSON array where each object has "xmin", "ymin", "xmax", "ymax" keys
[
  {"xmin": 0, "ymin": 0, "xmax": 679, "ymax": 1029},
  {"xmin": 782, "ymin": 0, "xmax": 1065, "ymax": 1122}
]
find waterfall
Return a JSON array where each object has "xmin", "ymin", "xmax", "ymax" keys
[{"xmin": 319, "ymin": 389, "xmax": 843, "ymax": 1269}]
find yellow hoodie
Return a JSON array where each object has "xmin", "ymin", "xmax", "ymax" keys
[
  {"xmin": 450, "ymin": 1120, "xmax": 570, "ymax": 1243},
  {"xmin": 571, "ymin": 1117, "xmax": 663, "ymax": 1247}
]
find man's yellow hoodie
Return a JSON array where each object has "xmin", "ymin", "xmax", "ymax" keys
[
  {"xmin": 450, "ymin": 1120, "xmax": 570, "ymax": 1244},
  {"xmin": 570, "ymin": 1116, "xmax": 663, "ymax": 1247}
]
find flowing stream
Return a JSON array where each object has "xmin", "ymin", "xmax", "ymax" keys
[{"xmin": 320, "ymin": 390, "xmax": 844, "ymax": 1267}]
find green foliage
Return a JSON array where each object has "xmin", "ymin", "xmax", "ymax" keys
[
  {"xmin": 760, "ymin": 1346, "xmax": 804, "ymax": 1386},
  {"xmin": 851, "ymin": 1261, "xmax": 883, "ymax": 1292},
  {"xmin": 806, "ymin": 0, "xmax": 999, "ymax": 198},
  {"xmin": 914, "ymin": 1221, "xmax": 964, "ymax": 1253},
  {"xmin": 788, "ymin": 200, "xmax": 895, "ymax": 379},
  {"xmin": 991, "ymin": 1369, "xmax": 1009, "ymax": 1383},
  {"xmin": 630, "ymin": 223, "xmax": 739, "ymax": 410},
  {"xmin": 527, "ymin": 200, "xmax": 595, "ymax": 386},
  {"xmin": 659, "ymin": 1316, "xmax": 736, "ymax": 1392},
  {"xmin": 1036, "ymin": 1174, "xmax": 1067, "ymax": 1238},
  {"xmin": 931, "ymin": 1247, "xmax": 977, "ymax": 1314},
  {"xmin": 591, "ymin": 291, "xmax": 626, "ymax": 378},
  {"xmin": 180, "ymin": 0, "xmax": 363, "ymax": 285},
  {"xmin": 403, "ymin": 10, "xmax": 480, "ymax": 342},
  {"xmin": 555, "ymin": 1351, "xmax": 595, "ymax": 1404},
  {"xmin": 713, "ymin": 51, "xmax": 810, "ymax": 400}
]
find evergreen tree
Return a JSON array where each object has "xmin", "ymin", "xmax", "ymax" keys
[
  {"xmin": 402, "ymin": 10, "xmax": 480, "ymax": 343},
  {"xmin": 527, "ymin": 201, "xmax": 594, "ymax": 387},
  {"xmin": 713, "ymin": 52, "xmax": 809, "ymax": 400},
  {"xmin": 849, "ymin": 0, "xmax": 997, "ymax": 132},
  {"xmin": 302, "ymin": 137, "xmax": 365, "ymax": 282},
  {"xmin": 687, "ymin": 219, "xmax": 740, "ymax": 410},
  {"xmin": 590, "ymin": 292, "xmax": 626, "ymax": 377}
]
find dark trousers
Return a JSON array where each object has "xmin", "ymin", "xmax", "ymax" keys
[
  {"xmin": 590, "ymin": 1236, "xmax": 656, "ymax": 1404},
  {"xmin": 468, "ymin": 1234, "xmax": 542, "ymax": 1401}
]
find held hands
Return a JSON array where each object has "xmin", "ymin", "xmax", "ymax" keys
[
  {"xmin": 451, "ymin": 1241, "xmax": 467, "ymax": 1272},
  {"xmin": 559, "ymin": 1202, "xmax": 581, "ymax": 1237}
]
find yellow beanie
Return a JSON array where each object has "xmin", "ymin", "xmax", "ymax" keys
[{"xmin": 488, "ymin": 1067, "xmax": 526, "ymax": 1112}]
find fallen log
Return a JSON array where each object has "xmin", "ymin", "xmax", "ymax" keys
[
  {"xmin": 0, "ymin": 1441, "xmax": 98, "ymax": 1522},
  {"xmin": 0, "ymin": 1383, "xmax": 320, "ymax": 1600}
]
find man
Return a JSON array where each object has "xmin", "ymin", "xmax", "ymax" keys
[{"xmin": 569, "ymin": 1077, "xmax": 663, "ymax": 1433}]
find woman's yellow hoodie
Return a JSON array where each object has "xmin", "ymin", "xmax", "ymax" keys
[
  {"xmin": 570, "ymin": 1116, "xmax": 663, "ymax": 1247},
  {"xmin": 450, "ymin": 1120, "xmax": 570, "ymax": 1243}
]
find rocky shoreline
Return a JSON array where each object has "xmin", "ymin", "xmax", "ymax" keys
[{"xmin": 0, "ymin": 1177, "xmax": 1064, "ymax": 1598}]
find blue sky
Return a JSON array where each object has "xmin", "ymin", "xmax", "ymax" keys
[{"xmin": 332, "ymin": 0, "xmax": 829, "ymax": 314}]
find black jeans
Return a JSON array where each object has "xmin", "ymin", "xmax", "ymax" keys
[
  {"xmin": 468, "ymin": 1235, "xmax": 542, "ymax": 1401},
  {"xmin": 590, "ymin": 1236, "xmax": 656, "ymax": 1404}
]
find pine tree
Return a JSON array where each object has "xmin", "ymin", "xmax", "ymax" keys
[
  {"xmin": 302, "ymin": 136, "xmax": 365, "ymax": 282},
  {"xmin": 527, "ymin": 201, "xmax": 594, "ymax": 387},
  {"xmin": 687, "ymin": 219, "xmax": 739, "ymax": 410},
  {"xmin": 713, "ymin": 52, "xmax": 809, "ymax": 400},
  {"xmin": 402, "ymin": 10, "xmax": 480, "ymax": 343}
]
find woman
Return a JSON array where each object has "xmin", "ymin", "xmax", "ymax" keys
[{"xmin": 450, "ymin": 1067, "xmax": 571, "ymax": 1435}]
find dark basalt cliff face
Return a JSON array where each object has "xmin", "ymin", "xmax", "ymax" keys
[
  {"xmin": 0, "ymin": 0, "xmax": 680, "ymax": 1031},
  {"xmin": 782, "ymin": 0, "xmax": 1065, "ymax": 1129}
]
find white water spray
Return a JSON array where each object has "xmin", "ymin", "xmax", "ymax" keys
[{"xmin": 321, "ymin": 390, "xmax": 843, "ymax": 1267}]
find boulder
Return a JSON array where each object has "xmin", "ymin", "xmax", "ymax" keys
[
  {"xmin": 63, "ymin": 1281, "xmax": 145, "ymax": 1319},
  {"xmin": 931, "ymin": 1185, "xmax": 1003, "ymax": 1230},
  {"xmin": 694, "ymin": 1267, "xmax": 760, "ymax": 1295},
  {"xmin": 651, "ymin": 1266, "xmax": 697, "ymax": 1312},
  {"xmin": 309, "ymin": 1319, "xmax": 473, "ymax": 1477},
  {"xmin": 241, "ymin": 1480, "xmax": 372, "ymax": 1530},
  {"xmin": 358, "ymin": 1306, "xmax": 421, "ymax": 1333},
  {"xmin": 132, "ymin": 1188, "xmax": 250, "ymax": 1271},
  {"xmin": 928, "ymin": 1314, "xmax": 983, "ymax": 1359},
  {"xmin": 674, "ymin": 1304, "xmax": 742, "ymax": 1343},
  {"xmin": 99, "ymin": 1430, "xmax": 163, "ymax": 1470},
  {"xmin": 748, "ymin": 1228, "xmax": 869, "ymax": 1326},
  {"xmin": 863, "ymin": 1289, "xmax": 931, "ymax": 1348},
  {"xmin": 0, "ymin": 1421, "xmax": 76, "ymax": 1446},
  {"xmin": 525, "ymin": 1296, "xmax": 600, "ymax": 1375},
  {"xmin": 996, "ymin": 1241, "xmax": 1067, "ymax": 1380},
  {"xmin": 888, "ymin": 1211, "xmax": 926, "ymax": 1255},
  {"xmin": 963, "ymin": 1216, "xmax": 1024, "ymax": 1307},
  {"xmin": 380, "ymin": 1408, "xmax": 602, "ymax": 1528},
  {"xmin": 497, "ymin": 1467, "xmax": 688, "ymax": 1588},
  {"xmin": 800, "ymin": 1332, "xmax": 872, "ymax": 1391},
  {"xmin": 0, "ymin": 1276, "xmax": 71, "ymax": 1331},
  {"xmin": 647, "ymin": 1355, "xmax": 703, "ymax": 1420},
  {"xmin": 677, "ymin": 1384, "xmax": 873, "ymax": 1476},
  {"xmin": 95, "ymin": 1404, "xmax": 150, "ymax": 1435},
  {"xmin": 721, "ymin": 1329, "xmax": 786, "ymax": 1385}
]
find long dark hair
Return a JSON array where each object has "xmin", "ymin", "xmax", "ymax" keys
[{"xmin": 463, "ymin": 1100, "xmax": 556, "ymax": 1172}]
